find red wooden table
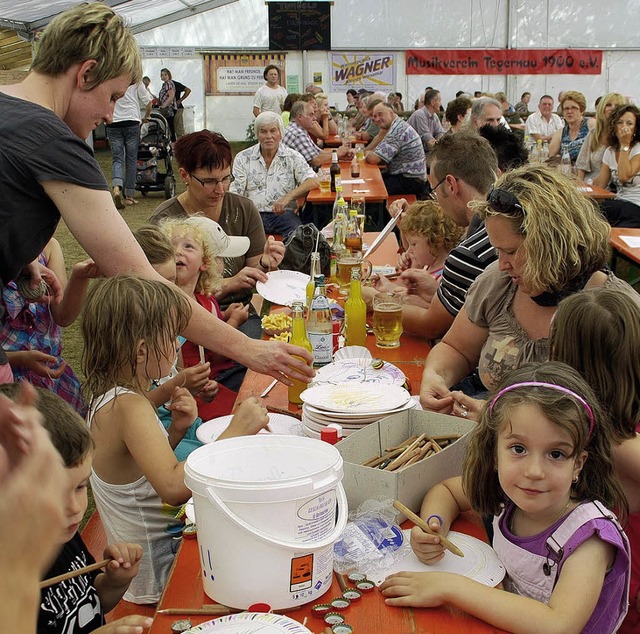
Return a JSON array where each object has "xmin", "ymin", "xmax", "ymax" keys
[
  {"xmin": 610, "ymin": 227, "xmax": 640, "ymax": 285},
  {"xmin": 577, "ymin": 180, "xmax": 616, "ymax": 200},
  {"xmin": 147, "ymin": 513, "xmax": 506, "ymax": 633},
  {"xmin": 307, "ymin": 161, "xmax": 388, "ymax": 205}
]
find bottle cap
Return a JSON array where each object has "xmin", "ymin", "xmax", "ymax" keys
[
  {"xmin": 324, "ymin": 612, "xmax": 346, "ymax": 625},
  {"xmin": 321, "ymin": 427, "xmax": 339, "ymax": 445},
  {"xmin": 171, "ymin": 620, "xmax": 193, "ymax": 633},
  {"xmin": 327, "ymin": 422, "xmax": 343, "ymax": 438},
  {"xmin": 311, "ymin": 603, "xmax": 332, "ymax": 618},
  {"xmin": 330, "ymin": 596, "xmax": 350, "ymax": 610}
]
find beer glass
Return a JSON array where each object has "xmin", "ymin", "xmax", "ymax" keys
[
  {"xmin": 372, "ymin": 292, "xmax": 403, "ymax": 348},
  {"xmin": 355, "ymin": 143, "xmax": 365, "ymax": 161},
  {"xmin": 337, "ymin": 253, "xmax": 372, "ymax": 295},
  {"xmin": 350, "ymin": 194, "xmax": 366, "ymax": 235},
  {"xmin": 318, "ymin": 168, "xmax": 331, "ymax": 194}
]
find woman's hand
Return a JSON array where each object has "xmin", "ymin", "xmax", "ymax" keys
[
  {"xmin": 262, "ymin": 236, "xmax": 286, "ymax": 269},
  {"xmin": 617, "ymin": 122, "xmax": 634, "ymax": 148},
  {"xmin": 450, "ymin": 391, "xmax": 485, "ymax": 422},
  {"xmin": 224, "ymin": 266, "xmax": 267, "ymax": 293},
  {"xmin": 419, "ymin": 370, "xmax": 454, "ymax": 413}
]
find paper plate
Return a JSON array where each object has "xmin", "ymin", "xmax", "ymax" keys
[
  {"xmin": 300, "ymin": 382, "xmax": 411, "ymax": 414},
  {"xmin": 255, "ymin": 270, "xmax": 310, "ymax": 307},
  {"xmin": 313, "ymin": 358, "xmax": 406, "ymax": 387},
  {"xmin": 196, "ymin": 413, "xmax": 303, "ymax": 444},
  {"xmin": 186, "ymin": 612, "xmax": 313, "ymax": 633},
  {"xmin": 184, "ymin": 498, "xmax": 195, "ymax": 523},
  {"xmin": 368, "ymin": 530, "xmax": 505, "ymax": 587}
]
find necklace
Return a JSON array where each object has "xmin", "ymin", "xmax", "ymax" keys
[{"xmin": 509, "ymin": 496, "xmax": 574, "ymax": 535}]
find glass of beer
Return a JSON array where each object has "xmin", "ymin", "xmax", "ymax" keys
[
  {"xmin": 355, "ymin": 143, "xmax": 365, "ymax": 161},
  {"xmin": 372, "ymin": 292, "xmax": 403, "ymax": 348},
  {"xmin": 318, "ymin": 168, "xmax": 331, "ymax": 194},
  {"xmin": 337, "ymin": 254, "xmax": 372, "ymax": 295}
]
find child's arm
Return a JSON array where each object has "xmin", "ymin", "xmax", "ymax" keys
[
  {"xmin": 145, "ymin": 363, "xmax": 211, "ymax": 407},
  {"xmin": 381, "ymin": 533, "xmax": 613, "ymax": 634},
  {"xmin": 90, "ymin": 615, "xmax": 153, "ymax": 633},
  {"xmin": 6, "ymin": 350, "xmax": 67, "ymax": 378},
  {"xmin": 94, "ymin": 543, "xmax": 143, "ymax": 612},
  {"xmin": 411, "ymin": 477, "xmax": 471, "ymax": 564},
  {"xmin": 164, "ymin": 387, "xmax": 198, "ymax": 450},
  {"xmin": 217, "ymin": 397, "xmax": 270, "ymax": 440}
]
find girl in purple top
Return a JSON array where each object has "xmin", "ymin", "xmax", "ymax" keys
[{"xmin": 381, "ymin": 361, "xmax": 630, "ymax": 633}]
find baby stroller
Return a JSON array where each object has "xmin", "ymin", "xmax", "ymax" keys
[{"xmin": 136, "ymin": 111, "xmax": 176, "ymax": 199}]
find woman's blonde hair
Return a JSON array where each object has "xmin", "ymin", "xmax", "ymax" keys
[
  {"xmin": 81, "ymin": 276, "xmax": 191, "ymax": 398},
  {"xmin": 400, "ymin": 201, "xmax": 464, "ymax": 256},
  {"xmin": 463, "ymin": 361, "xmax": 628, "ymax": 523},
  {"xmin": 470, "ymin": 164, "xmax": 609, "ymax": 293},
  {"xmin": 550, "ymin": 288, "xmax": 640, "ymax": 443},
  {"xmin": 160, "ymin": 216, "xmax": 222, "ymax": 295},
  {"xmin": 590, "ymin": 93, "xmax": 627, "ymax": 152},
  {"xmin": 32, "ymin": 3, "xmax": 141, "ymax": 89}
]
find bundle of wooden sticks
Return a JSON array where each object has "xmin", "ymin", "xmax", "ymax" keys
[{"xmin": 361, "ymin": 432, "xmax": 462, "ymax": 471}]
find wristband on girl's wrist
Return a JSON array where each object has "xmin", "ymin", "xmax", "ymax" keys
[{"xmin": 426, "ymin": 514, "xmax": 444, "ymax": 527}]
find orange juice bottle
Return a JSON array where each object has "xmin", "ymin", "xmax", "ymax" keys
[
  {"xmin": 344, "ymin": 267, "xmax": 367, "ymax": 347},
  {"xmin": 288, "ymin": 301, "xmax": 313, "ymax": 405}
]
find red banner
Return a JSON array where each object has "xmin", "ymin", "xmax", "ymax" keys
[{"xmin": 406, "ymin": 49, "xmax": 602, "ymax": 75}]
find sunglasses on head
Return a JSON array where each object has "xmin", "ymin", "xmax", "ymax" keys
[{"xmin": 486, "ymin": 186, "xmax": 526, "ymax": 216}]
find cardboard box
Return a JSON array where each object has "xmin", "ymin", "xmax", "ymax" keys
[{"xmin": 337, "ymin": 409, "xmax": 475, "ymax": 521}]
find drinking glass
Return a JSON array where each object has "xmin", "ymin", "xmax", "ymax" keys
[
  {"xmin": 337, "ymin": 254, "xmax": 372, "ymax": 295},
  {"xmin": 372, "ymin": 292, "xmax": 403, "ymax": 348},
  {"xmin": 318, "ymin": 168, "xmax": 331, "ymax": 194}
]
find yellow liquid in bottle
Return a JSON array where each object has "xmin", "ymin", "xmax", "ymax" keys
[
  {"xmin": 288, "ymin": 304, "xmax": 313, "ymax": 404},
  {"xmin": 344, "ymin": 275, "xmax": 367, "ymax": 347}
]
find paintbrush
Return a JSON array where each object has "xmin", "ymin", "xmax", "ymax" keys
[{"xmin": 393, "ymin": 500, "xmax": 464, "ymax": 558}]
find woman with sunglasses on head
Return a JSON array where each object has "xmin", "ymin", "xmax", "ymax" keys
[
  {"xmin": 150, "ymin": 130, "xmax": 285, "ymax": 339},
  {"xmin": 419, "ymin": 164, "xmax": 634, "ymax": 417},
  {"xmin": 594, "ymin": 104, "xmax": 640, "ymax": 227}
]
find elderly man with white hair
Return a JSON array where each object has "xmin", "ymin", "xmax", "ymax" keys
[{"xmin": 231, "ymin": 111, "xmax": 318, "ymax": 236}]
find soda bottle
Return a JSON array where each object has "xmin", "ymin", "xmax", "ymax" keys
[
  {"xmin": 307, "ymin": 275, "xmax": 333, "ymax": 367},
  {"xmin": 350, "ymin": 155, "xmax": 360, "ymax": 178},
  {"xmin": 288, "ymin": 301, "xmax": 313, "ymax": 405},
  {"xmin": 345, "ymin": 208, "xmax": 363, "ymax": 254},
  {"xmin": 560, "ymin": 145, "xmax": 572, "ymax": 177},
  {"xmin": 344, "ymin": 266, "xmax": 367, "ymax": 347},
  {"xmin": 330, "ymin": 150, "xmax": 341, "ymax": 192}
]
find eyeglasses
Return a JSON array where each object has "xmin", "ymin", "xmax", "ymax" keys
[
  {"xmin": 563, "ymin": 105, "xmax": 580, "ymax": 112},
  {"xmin": 428, "ymin": 176, "xmax": 447, "ymax": 201},
  {"xmin": 486, "ymin": 186, "xmax": 526, "ymax": 216},
  {"xmin": 190, "ymin": 173, "xmax": 234, "ymax": 190}
]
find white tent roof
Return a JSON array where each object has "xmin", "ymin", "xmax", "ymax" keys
[{"xmin": 0, "ymin": 0, "xmax": 239, "ymax": 37}]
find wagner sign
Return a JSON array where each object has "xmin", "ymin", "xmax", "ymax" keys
[
  {"xmin": 406, "ymin": 49, "xmax": 602, "ymax": 75},
  {"xmin": 330, "ymin": 52, "xmax": 396, "ymax": 91}
]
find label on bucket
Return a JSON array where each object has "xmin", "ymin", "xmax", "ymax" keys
[
  {"xmin": 290, "ymin": 553, "xmax": 314, "ymax": 591},
  {"xmin": 296, "ymin": 491, "xmax": 337, "ymax": 542}
]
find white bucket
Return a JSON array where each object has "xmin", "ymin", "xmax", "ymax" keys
[{"xmin": 184, "ymin": 435, "xmax": 347, "ymax": 610}]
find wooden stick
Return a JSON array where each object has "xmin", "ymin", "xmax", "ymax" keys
[
  {"xmin": 429, "ymin": 434, "xmax": 462, "ymax": 443},
  {"xmin": 40, "ymin": 558, "xmax": 112, "ymax": 588},
  {"xmin": 265, "ymin": 405, "xmax": 302, "ymax": 420},
  {"xmin": 384, "ymin": 433, "xmax": 425, "ymax": 471},
  {"xmin": 156, "ymin": 605, "xmax": 300, "ymax": 616},
  {"xmin": 335, "ymin": 572, "xmax": 348, "ymax": 593},
  {"xmin": 362, "ymin": 446, "xmax": 404, "ymax": 468},
  {"xmin": 385, "ymin": 447, "xmax": 420, "ymax": 471},
  {"xmin": 385, "ymin": 435, "xmax": 419, "ymax": 452},
  {"xmin": 393, "ymin": 500, "xmax": 464, "ymax": 558}
]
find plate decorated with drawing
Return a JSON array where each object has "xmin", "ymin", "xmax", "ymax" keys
[
  {"xmin": 255, "ymin": 270, "xmax": 310, "ymax": 307},
  {"xmin": 186, "ymin": 613, "xmax": 313, "ymax": 633},
  {"xmin": 196, "ymin": 413, "xmax": 303, "ymax": 444},
  {"xmin": 313, "ymin": 358, "xmax": 406, "ymax": 387},
  {"xmin": 300, "ymin": 382, "xmax": 411, "ymax": 414}
]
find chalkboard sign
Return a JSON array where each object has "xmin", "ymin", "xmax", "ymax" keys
[{"xmin": 268, "ymin": 2, "xmax": 331, "ymax": 51}]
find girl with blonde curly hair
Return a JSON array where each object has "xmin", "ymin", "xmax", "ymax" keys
[
  {"xmin": 419, "ymin": 163, "xmax": 635, "ymax": 417},
  {"xmin": 160, "ymin": 216, "xmax": 253, "ymax": 405}
]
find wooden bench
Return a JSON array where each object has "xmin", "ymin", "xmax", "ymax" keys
[{"xmin": 81, "ymin": 511, "xmax": 156, "ymax": 622}]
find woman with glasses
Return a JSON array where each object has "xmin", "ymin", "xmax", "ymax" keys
[
  {"xmin": 419, "ymin": 164, "xmax": 633, "ymax": 417},
  {"xmin": 151, "ymin": 130, "xmax": 286, "ymax": 339},
  {"xmin": 594, "ymin": 104, "xmax": 640, "ymax": 227},
  {"xmin": 549, "ymin": 91, "xmax": 592, "ymax": 161}
]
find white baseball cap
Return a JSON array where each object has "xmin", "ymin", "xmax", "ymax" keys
[{"xmin": 185, "ymin": 216, "xmax": 250, "ymax": 258}]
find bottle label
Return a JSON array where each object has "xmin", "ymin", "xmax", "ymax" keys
[{"xmin": 308, "ymin": 332, "xmax": 332, "ymax": 365}]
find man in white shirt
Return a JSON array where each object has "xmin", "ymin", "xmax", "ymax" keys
[
  {"xmin": 232, "ymin": 111, "xmax": 318, "ymax": 237},
  {"xmin": 525, "ymin": 95, "xmax": 563, "ymax": 142}
]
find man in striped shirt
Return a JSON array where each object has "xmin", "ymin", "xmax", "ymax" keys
[{"xmin": 398, "ymin": 132, "xmax": 498, "ymax": 340}]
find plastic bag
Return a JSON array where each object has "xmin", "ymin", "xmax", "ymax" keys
[{"xmin": 333, "ymin": 499, "xmax": 410, "ymax": 576}]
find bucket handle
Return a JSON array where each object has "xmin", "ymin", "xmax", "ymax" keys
[{"xmin": 205, "ymin": 483, "xmax": 348, "ymax": 551}]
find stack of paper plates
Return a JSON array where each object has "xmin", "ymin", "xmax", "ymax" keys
[{"xmin": 300, "ymin": 382, "xmax": 417, "ymax": 438}]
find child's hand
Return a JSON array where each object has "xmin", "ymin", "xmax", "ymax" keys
[
  {"xmin": 198, "ymin": 379, "xmax": 219, "ymax": 403},
  {"xmin": 410, "ymin": 518, "xmax": 446, "ymax": 564},
  {"xmin": 103, "ymin": 542, "xmax": 143, "ymax": 587},
  {"xmin": 380, "ymin": 571, "xmax": 447, "ymax": 608},
  {"xmin": 166, "ymin": 387, "xmax": 198, "ymax": 432},
  {"xmin": 178, "ymin": 363, "xmax": 211, "ymax": 395},
  {"xmin": 71, "ymin": 258, "xmax": 102, "ymax": 280},
  {"xmin": 92, "ymin": 615, "xmax": 153, "ymax": 634},
  {"xmin": 218, "ymin": 397, "xmax": 269, "ymax": 439},
  {"xmin": 224, "ymin": 303, "xmax": 250, "ymax": 327},
  {"xmin": 10, "ymin": 350, "xmax": 67, "ymax": 379}
]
